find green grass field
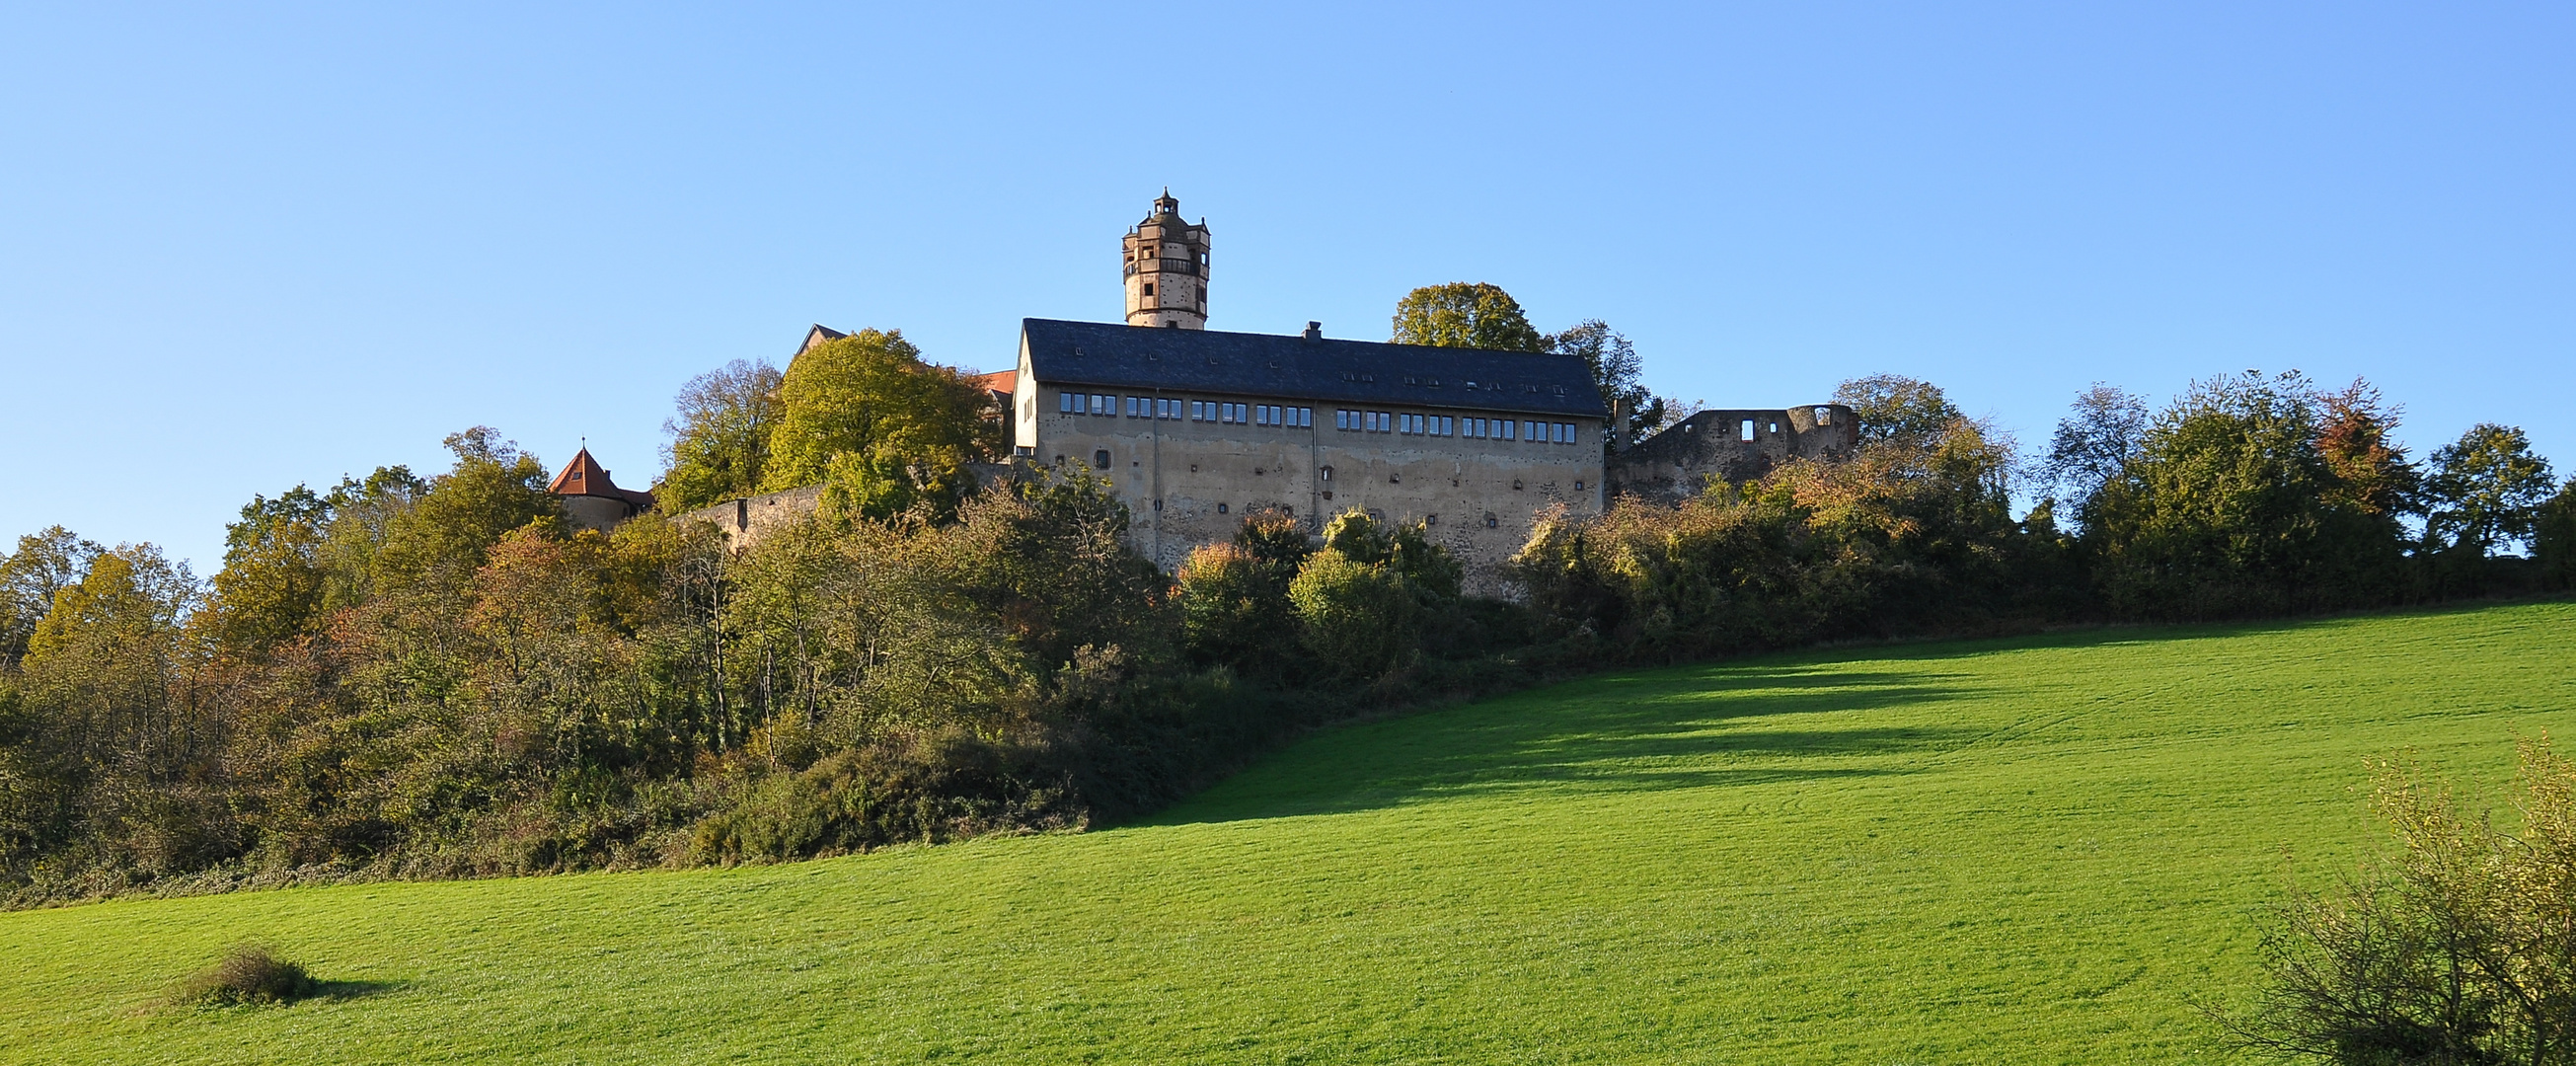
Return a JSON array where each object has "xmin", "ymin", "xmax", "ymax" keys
[{"xmin": 6, "ymin": 601, "xmax": 2571, "ymax": 1064}]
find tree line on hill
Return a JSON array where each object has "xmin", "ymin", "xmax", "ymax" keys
[{"xmin": 1, "ymin": 285, "xmax": 2572, "ymax": 904}]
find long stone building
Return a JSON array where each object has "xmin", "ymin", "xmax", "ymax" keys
[
  {"xmin": 654, "ymin": 190, "xmax": 1858, "ymax": 595},
  {"xmin": 1012, "ymin": 316, "xmax": 1607, "ymax": 589}
]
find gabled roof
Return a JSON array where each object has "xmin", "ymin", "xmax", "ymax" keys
[
  {"xmin": 797, "ymin": 324, "xmax": 848, "ymax": 357},
  {"xmin": 1021, "ymin": 319, "xmax": 1607, "ymax": 419},
  {"xmin": 549, "ymin": 448, "xmax": 656, "ymax": 507},
  {"xmin": 968, "ymin": 369, "xmax": 1016, "ymax": 397}
]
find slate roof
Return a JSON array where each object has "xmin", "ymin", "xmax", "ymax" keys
[
  {"xmin": 796, "ymin": 324, "xmax": 848, "ymax": 357},
  {"xmin": 1022, "ymin": 319, "xmax": 1607, "ymax": 419}
]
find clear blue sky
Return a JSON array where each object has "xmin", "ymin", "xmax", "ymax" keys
[{"xmin": 4, "ymin": 3, "xmax": 2569, "ymax": 571}]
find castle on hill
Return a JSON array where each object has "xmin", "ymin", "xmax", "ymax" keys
[{"xmin": 556, "ymin": 192, "xmax": 1856, "ymax": 594}]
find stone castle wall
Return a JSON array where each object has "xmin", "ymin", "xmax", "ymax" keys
[
  {"xmin": 674, "ymin": 485, "xmax": 826, "ymax": 554},
  {"xmin": 1029, "ymin": 385, "xmax": 1602, "ymax": 596}
]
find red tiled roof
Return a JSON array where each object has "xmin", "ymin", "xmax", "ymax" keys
[{"xmin": 549, "ymin": 448, "xmax": 656, "ymax": 507}]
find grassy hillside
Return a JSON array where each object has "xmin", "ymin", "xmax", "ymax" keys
[{"xmin": 6, "ymin": 601, "xmax": 2571, "ymax": 1064}]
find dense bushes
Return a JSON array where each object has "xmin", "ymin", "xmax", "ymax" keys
[
  {"xmin": 1515, "ymin": 399, "xmax": 2057, "ymax": 656},
  {"xmin": 2082, "ymin": 374, "xmax": 2410, "ymax": 619},
  {"xmin": 1518, "ymin": 371, "xmax": 2565, "ymax": 662}
]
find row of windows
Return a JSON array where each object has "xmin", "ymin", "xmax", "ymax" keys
[
  {"xmin": 1056, "ymin": 391, "xmax": 1320, "ymax": 427},
  {"xmin": 1334, "ymin": 410, "xmax": 1581, "ymax": 445},
  {"xmin": 1057, "ymin": 392, "xmax": 1574, "ymax": 443}
]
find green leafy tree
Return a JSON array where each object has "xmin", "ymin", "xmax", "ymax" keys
[
  {"xmin": 1548, "ymin": 320, "xmax": 1668, "ymax": 447},
  {"xmin": 369, "ymin": 428, "xmax": 563, "ymax": 601},
  {"xmin": 2044, "ymin": 384, "xmax": 2148, "ymax": 519},
  {"xmin": 2084, "ymin": 373, "xmax": 2406, "ymax": 618},
  {"xmin": 1289, "ymin": 550, "xmax": 1418, "ymax": 681},
  {"xmin": 16, "ymin": 544, "xmax": 224, "ymax": 874},
  {"xmin": 1289, "ymin": 510, "xmax": 1461, "ymax": 680},
  {"xmin": 1390, "ymin": 282, "xmax": 1545, "ymax": 352},
  {"xmin": 0, "ymin": 527, "xmax": 102, "ymax": 669},
  {"xmin": 205, "ymin": 487, "xmax": 337, "ymax": 655},
  {"xmin": 2423, "ymin": 423, "xmax": 2556, "ymax": 558},
  {"xmin": 2538, "ymin": 479, "xmax": 2576, "ymax": 590},
  {"xmin": 1174, "ymin": 513, "xmax": 1312, "ymax": 675},
  {"xmin": 1835, "ymin": 374, "xmax": 1966, "ymax": 451},
  {"xmin": 658, "ymin": 358, "xmax": 785, "ymax": 513},
  {"xmin": 762, "ymin": 330, "xmax": 1001, "ymax": 523}
]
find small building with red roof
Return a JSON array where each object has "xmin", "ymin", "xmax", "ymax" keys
[{"xmin": 550, "ymin": 447, "xmax": 657, "ymax": 532}]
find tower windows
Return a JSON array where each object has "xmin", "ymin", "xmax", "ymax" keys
[{"xmin": 1142, "ymin": 282, "xmax": 1154, "ymax": 296}]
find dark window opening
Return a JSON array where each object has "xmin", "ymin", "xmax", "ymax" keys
[{"xmin": 1093, "ymin": 450, "xmax": 1110, "ymax": 470}]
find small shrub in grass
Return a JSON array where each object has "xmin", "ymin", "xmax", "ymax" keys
[
  {"xmin": 2217, "ymin": 734, "xmax": 2576, "ymax": 1064},
  {"xmin": 167, "ymin": 945, "xmax": 316, "ymax": 1007}
]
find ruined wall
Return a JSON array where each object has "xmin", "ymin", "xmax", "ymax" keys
[
  {"xmin": 1605, "ymin": 405, "xmax": 1857, "ymax": 504},
  {"xmin": 672, "ymin": 466, "xmax": 1024, "ymax": 555},
  {"xmin": 1032, "ymin": 386, "xmax": 1603, "ymax": 596},
  {"xmin": 675, "ymin": 485, "xmax": 826, "ymax": 554}
]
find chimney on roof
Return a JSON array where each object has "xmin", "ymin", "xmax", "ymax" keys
[{"xmin": 1303, "ymin": 321, "xmax": 1322, "ymax": 341}]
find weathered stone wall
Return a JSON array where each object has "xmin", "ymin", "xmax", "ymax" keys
[
  {"xmin": 1606, "ymin": 405, "xmax": 1858, "ymax": 504},
  {"xmin": 674, "ymin": 485, "xmax": 826, "ymax": 553},
  {"xmin": 1032, "ymin": 385, "xmax": 1604, "ymax": 596}
]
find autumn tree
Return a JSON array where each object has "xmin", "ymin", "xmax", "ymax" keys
[{"xmin": 2224, "ymin": 736, "xmax": 2576, "ymax": 1065}]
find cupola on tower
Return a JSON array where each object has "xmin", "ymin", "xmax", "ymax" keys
[{"xmin": 1123, "ymin": 190, "xmax": 1211, "ymax": 329}]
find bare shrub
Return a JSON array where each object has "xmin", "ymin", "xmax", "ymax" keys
[{"xmin": 2219, "ymin": 735, "xmax": 2576, "ymax": 1064}]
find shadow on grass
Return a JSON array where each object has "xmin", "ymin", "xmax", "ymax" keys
[
  {"xmin": 305, "ymin": 978, "xmax": 405, "ymax": 1002},
  {"xmin": 1145, "ymin": 662, "xmax": 1988, "ymax": 826},
  {"xmin": 1142, "ymin": 599, "xmax": 2574, "ymax": 828}
]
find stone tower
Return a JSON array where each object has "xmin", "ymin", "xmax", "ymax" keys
[{"xmin": 1122, "ymin": 190, "xmax": 1211, "ymax": 329}]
